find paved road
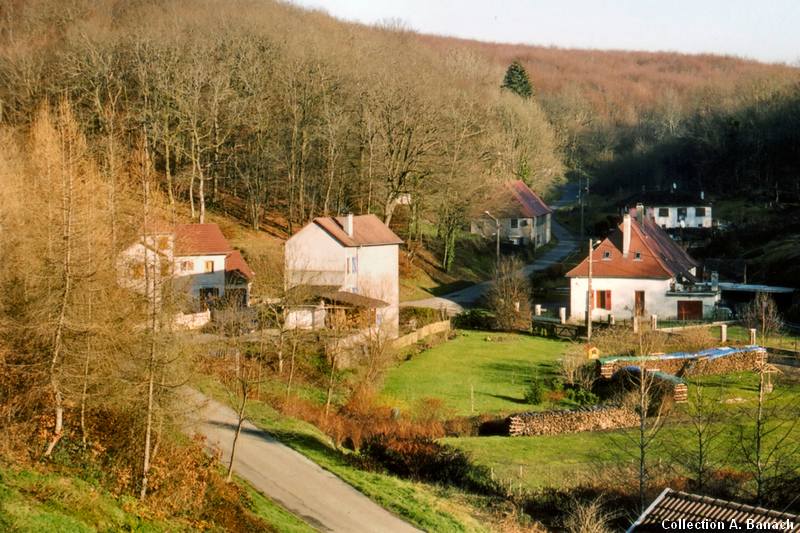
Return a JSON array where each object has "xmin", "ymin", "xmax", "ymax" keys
[
  {"xmin": 401, "ymin": 209, "xmax": 579, "ymax": 315},
  {"xmin": 182, "ymin": 388, "xmax": 421, "ymax": 533}
]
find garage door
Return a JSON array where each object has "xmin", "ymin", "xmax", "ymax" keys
[{"xmin": 677, "ymin": 300, "xmax": 702, "ymax": 320}]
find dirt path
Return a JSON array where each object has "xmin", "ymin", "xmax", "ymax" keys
[{"xmin": 182, "ymin": 388, "xmax": 421, "ymax": 533}]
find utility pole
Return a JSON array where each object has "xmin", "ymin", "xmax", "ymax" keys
[
  {"xmin": 579, "ymin": 175, "xmax": 584, "ymax": 248},
  {"xmin": 484, "ymin": 210, "xmax": 500, "ymax": 271},
  {"xmin": 586, "ymin": 238, "xmax": 593, "ymax": 341}
]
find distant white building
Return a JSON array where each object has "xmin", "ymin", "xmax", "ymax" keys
[
  {"xmin": 646, "ymin": 204, "xmax": 712, "ymax": 229},
  {"xmin": 567, "ymin": 210, "xmax": 719, "ymax": 322},
  {"xmin": 118, "ymin": 224, "xmax": 254, "ymax": 321},
  {"xmin": 284, "ymin": 214, "xmax": 403, "ymax": 337},
  {"xmin": 470, "ymin": 180, "xmax": 552, "ymax": 248}
]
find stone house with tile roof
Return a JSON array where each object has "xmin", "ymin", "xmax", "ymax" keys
[
  {"xmin": 284, "ymin": 213, "xmax": 403, "ymax": 337},
  {"xmin": 470, "ymin": 180, "xmax": 552, "ymax": 248},
  {"xmin": 567, "ymin": 209, "xmax": 720, "ymax": 322},
  {"xmin": 119, "ymin": 223, "xmax": 254, "ymax": 314}
]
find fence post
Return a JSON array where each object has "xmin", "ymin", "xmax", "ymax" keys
[
  {"xmin": 608, "ymin": 314, "xmax": 615, "ymax": 326},
  {"xmin": 720, "ymin": 323, "xmax": 727, "ymax": 343},
  {"xmin": 650, "ymin": 314, "xmax": 658, "ymax": 330},
  {"xmin": 534, "ymin": 304, "xmax": 542, "ymax": 316},
  {"xmin": 559, "ymin": 307, "xmax": 566, "ymax": 325},
  {"xmin": 633, "ymin": 316, "xmax": 639, "ymax": 333},
  {"xmin": 749, "ymin": 328, "xmax": 757, "ymax": 345}
]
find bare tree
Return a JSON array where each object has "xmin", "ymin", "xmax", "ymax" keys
[
  {"xmin": 741, "ymin": 292, "xmax": 782, "ymax": 345},
  {"xmin": 487, "ymin": 257, "xmax": 532, "ymax": 331}
]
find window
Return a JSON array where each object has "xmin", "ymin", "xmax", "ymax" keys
[
  {"xmin": 181, "ymin": 260, "xmax": 193, "ymax": 272},
  {"xmin": 204, "ymin": 260, "xmax": 214, "ymax": 273},
  {"xmin": 634, "ymin": 251, "xmax": 642, "ymax": 261},
  {"xmin": 594, "ymin": 290, "xmax": 612, "ymax": 311},
  {"xmin": 602, "ymin": 251, "xmax": 612, "ymax": 260},
  {"xmin": 510, "ymin": 219, "xmax": 519, "ymax": 229},
  {"xmin": 199, "ymin": 287, "xmax": 219, "ymax": 310},
  {"xmin": 157, "ymin": 236, "xmax": 170, "ymax": 250},
  {"xmin": 698, "ymin": 223, "xmax": 703, "ymax": 228},
  {"xmin": 132, "ymin": 263, "xmax": 144, "ymax": 279},
  {"xmin": 695, "ymin": 207, "xmax": 706, "ymax": 217},
  {"xmin": 520, "ymin": 219, "xmax": 529, "ymax": 227},
  {"xmin": 677, "ymin": 207, "xmax": 687, "ymax": 219},
  {"xmin": 346, "ymin": 257, "xmax": 358, "ymax": 274},
  {"xmin": 658, "ymin": 208, "xmax": 669, "ymax": 217}
]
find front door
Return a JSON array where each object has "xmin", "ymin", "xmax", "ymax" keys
[
  {"xmin": 677, "ymin": 300, "xmax": 702, "ymax": 320},
  {"xmin": 635, "ymin": 291, "xmax": 646, "ymax": 316}
]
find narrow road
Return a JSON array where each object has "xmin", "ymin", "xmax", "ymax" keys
[
  {"xmin": 182, "ymin": 388, "xmax": 421, "ymax": 533},
  {"xmin": 401, "ymin": 206, "xmax": 579, "ymax": 315}
]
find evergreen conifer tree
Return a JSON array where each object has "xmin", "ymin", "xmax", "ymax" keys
[{"xmin": 501, "ymin": 60, "xmax": 534, "ymax": 98}]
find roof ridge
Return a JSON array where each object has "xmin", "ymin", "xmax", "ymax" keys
[{"xmin": 626, "ymin": 219, "xmax": 673, "ymax": 277}]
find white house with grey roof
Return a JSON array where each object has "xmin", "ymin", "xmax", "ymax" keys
[{"xmin": 284, "ymin": 214, "xmax": 403, "ymax": 337}]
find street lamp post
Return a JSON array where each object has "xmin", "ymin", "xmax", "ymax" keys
[{"xmin": 484, "ymin": 210, "xmax": 500, "ymax": 269}]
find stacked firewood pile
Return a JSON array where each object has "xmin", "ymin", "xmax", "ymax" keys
[{"xmin": 507, "ymin": 406, "xmax": 638, "ymax": 436}]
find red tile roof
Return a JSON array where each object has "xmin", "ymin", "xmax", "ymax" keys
[
  {"xmin": 505, "ymin": 180, "xmax": 552, "ymax": 218},
  {"xmin": 225, "ymin": 250, "xmax": 255, "ymax": 280},
  {"xmin": 567, "ymin": 213, "xmax": 697, "ymax": 279},
  {"xmin": 313, "ymin": 214, "xmax": 403, "ymax": 247},
  {"xmin": 174, "ymin": 224, "xmax": 231, "ymax": 256}
]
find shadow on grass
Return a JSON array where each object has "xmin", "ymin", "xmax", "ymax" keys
[
  {"xmin": 426, "ymin": 280, "xmax": 475, "ymax": 297},
  {"xmin": 485, "ymin": 393, "xmax": 529, "ymax": 405}
]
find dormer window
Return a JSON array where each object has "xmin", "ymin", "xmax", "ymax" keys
[
  {"xmin": 634, "ymin": 252, "xmax": 642, "ymax": 261},
  {"xmin": 602, "ymin": 251, "xmax": 611, "ymax": 260}
]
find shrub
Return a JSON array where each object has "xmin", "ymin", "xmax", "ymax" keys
[
  {"xmin": 525, "ymin": 380, "xmax": 545, "ymax": 405},
  {"xmin": 453, "ymin": 309, "xmax": 496, "ymax": 330},
  {"xmin": 399, "ymin": 307, "xmax": 441, "ymax": 330},
  {"xmin": 565, "ymin": 387, "xmax": 600, "ymax": 406},
  {"xmin": 359, "ymin": 434, "xmax": 500, "ymax": 494}
]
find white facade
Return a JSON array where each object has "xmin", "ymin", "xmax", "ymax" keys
[
  {"xmin": 285, "ymin": 220, "xmax": 400, "ymax": 337},
  {"xmin": 647, "ymin": 206, "xmax": 712, "ymax": 229},
  {"xmin": 470, "ymin": 213, "xmax": 551, "ymax": 248},
  {"xmin": 569, "ymin": 276, "xmax": 720, "ymax": 322},
  {"xmin": 173, "ymin": 253, "xmax": 227, "ymax": 300}
]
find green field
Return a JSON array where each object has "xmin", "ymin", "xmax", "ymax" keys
[
  {"xmin": 444, "ymin": 370, "xmax": 800, "ymax": 491},
  {"xmin": 381, "ymin": 330, "xmax": 570, "ymax": 416}
]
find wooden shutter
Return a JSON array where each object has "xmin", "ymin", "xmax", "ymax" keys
[{"xmin": 605, "ymin": 290, "xmax": 612, "ymax": 310}]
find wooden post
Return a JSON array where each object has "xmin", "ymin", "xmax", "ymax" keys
[
  {"xmin": 633, "ymin": 315, "xmax": 639, "ymax": 334},
  {"xmin": 749, "ymin": 328, "xmax": 757, "ymax": 345},
  {"xmin": 470, "ymin": 383, "xmax": 475, "ymax": 414},
  {"xmin": 650, "ymin": 314, "xmax": 658, "ymax": 330},
  {"xmin": 720, "ymin": 323, "xmax": 727, "ymax": 343},
  {"xmin": 609, "ymin": 314, "xmax": 615, "ymax": 326},
  {"xmin": 586, "ymin": 239, "xmax": 593, "ymax": 341},
  {"xmin": 559, "ymin": 307, "xmax": 566, "ymax": 325},
  {"xmin": 534, "ymin": 304, "xmax": 542, "ymax": 316}
]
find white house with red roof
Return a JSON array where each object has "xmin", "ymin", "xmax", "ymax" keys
[
  {"xmin": 566, "ymin": 209, "xmax": 720, "ymax": 322},
  {"xmin": 119, "ymin": 223, "xmax": 254, "ymax": 316},
  {"xmin": 284, "ymin": 213, "xmax": 403, "ymax": 337},
  {"xmin": 470, "ymin": 180, "xmax": 552, "ymax": 248}
]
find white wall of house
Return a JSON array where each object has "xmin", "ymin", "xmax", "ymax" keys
[
  {"xmin": 174, "ymin": 254, "xmax": 226, "ymax": 298},
  {"xmin": 647, "ymin": 206, "xmax": 712, "ymax": 229},
  {"xmin": 285, "ymin": 223, "xmax": 347, "ymax": 287},
  {"xmin": 569, "ymin": 276, "xmax": 719, "ymax": 321},
  {"xmin": 284, "ymin": 223, "xmax": 400, "ymax": 338},
  {"xmin": 470, "ymin": 214, "xmax": 551, "ymax": 248},
  {"xmin": 356, "ymin": 244, "xmax": 399, "ymax": 337}
]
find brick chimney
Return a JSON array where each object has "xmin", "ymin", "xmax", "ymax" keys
[
  {"xmin": 622, "ymin": 213, "xmax": 631, "ymax": 257},
  {"xmin": 344, "ymin": 213, "xmax": 354, "ymax": 237}
]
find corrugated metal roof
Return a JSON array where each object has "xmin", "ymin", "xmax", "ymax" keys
[
  {"xmin": 628, "ymin": 488, "xmax": 800, "ymax": 532},
  {"xmin": 312, "ymin": 214, "xmax": 403, "ymax": 247}
]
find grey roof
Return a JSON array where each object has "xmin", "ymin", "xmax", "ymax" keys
[{"xmin": 628, "ymin": 488, "xmax": 800, "ymax": 532}]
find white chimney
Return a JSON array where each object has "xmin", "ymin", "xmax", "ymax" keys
[
  {"xmin": 344, "ymin": 213, "xmax": 354, "ymax": 237},
  {"xmin": 622, "ymin": 213, "xmax": 631, "ymax": 257}
]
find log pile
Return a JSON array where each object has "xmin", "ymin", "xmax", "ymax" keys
[{"xmin": 507, "ymin": 405, "xmax": 638, "ymax": 437}]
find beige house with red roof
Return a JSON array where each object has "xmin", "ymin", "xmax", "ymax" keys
[
  {"xmin": 470, "ymin": 180, "xmax": 552, "ymax": 248},
  {"xmin": 284, "ymin": 214, "xmax": 403, "ymax": 337},
  {"xmin": 119, "ymin": 223, "xmax": 254, "ymax": 314},
  {"xmin": 567, "ymin": 210, "xmax": 720, "ymax": 322}
]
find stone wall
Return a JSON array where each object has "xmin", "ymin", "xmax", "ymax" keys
[
  {"xmin": 507, "ymin": 405, "xmax": 638, "ymax": 437},
  {"xmin": 390, "ymin": 320, "xmax": 451, "ymax": 350}
]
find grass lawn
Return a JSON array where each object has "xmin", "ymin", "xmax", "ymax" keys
[
  {"xmin": 381, "ymin": 330, "xmax": 570, "ymax": 416},
  {"xmin": 445, "ymin": 369, "xmax": 800, "ymax": 491},
  {"xmin": 196, "ymin": 377, "xmax": 491, "ymax": 533},
  {"xmin": 725, "ymin": 325, "xmax": 800, "ymax": 350}
]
